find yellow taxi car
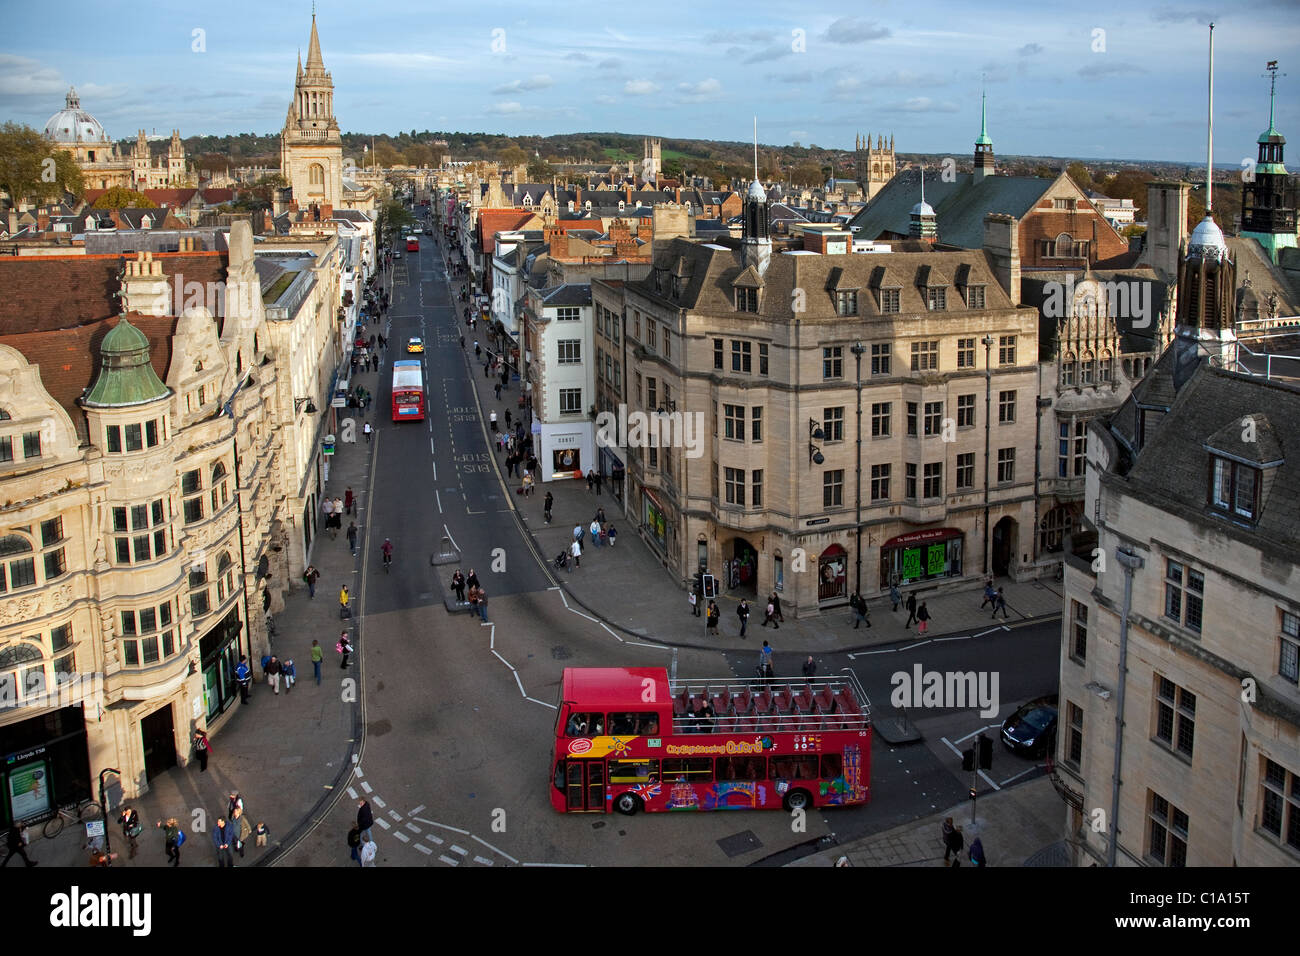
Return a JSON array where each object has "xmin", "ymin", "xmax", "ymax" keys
[{"xmin": 406, "ymin": 337, "xmax": 424, "ymax": 354}]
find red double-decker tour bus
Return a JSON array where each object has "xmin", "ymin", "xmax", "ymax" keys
[
  {"xmin": 550, "ymin": 667, "xmax": 871, "ymax": 815},
  {"xmin": 406, "ymin": 236, "xmax": 420, "ymax": 252},
  {"xmin": 390, "ymin": 359, "xmax": 425, "ymax": 421}
]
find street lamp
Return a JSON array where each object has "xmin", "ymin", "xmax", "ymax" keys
[
  {"xmin": 982, "ymin": 334, "xmax": 995, "ymax": 575},
  {"xmin": 808, "ymin": 418, "xmax": 825, "ymax": 466},
  {"xmin": 98, "ymin": 768, "xmax": 120, "ymax": 858},
  {"xmin": 850, "ymin": 342, "xmax": 866, "ymax": 594},
  {"xmin": 1109, "ymin": 546, "xmax": 1144, "ymax": 867}
]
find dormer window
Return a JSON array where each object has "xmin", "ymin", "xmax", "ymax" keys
[
  {"xmin": 964, "ymin": 284, "xmax": 986, "ymax": 309},
  {"xmin": 735, "ymin": 288, "xmax": 758, "ymax": 312},
  {"xmin": 836, "ymin": 291, "xmax": 858, "ymax": 317},
  {"xmin": 926, "ymin": 287, "xmax": 947, "ymax": 311},
  {"xmin": 1209, "ymin": 456, "xmax": 1260, "ymax": 521},
  {"xmin": 879, "ymin": 288, "xmax": 901, "ymax": 313}
]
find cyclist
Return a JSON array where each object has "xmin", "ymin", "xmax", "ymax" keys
[{"xmin": 381, "ymin": 538, "xmax": 393, "ymax": 570}]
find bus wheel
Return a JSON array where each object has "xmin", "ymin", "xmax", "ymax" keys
[
  {"xmin": 614, "ymin": 793, "xmax": 642, "ymax": 816},
  {"xmin": 783, "ymin": 789, "xmax": 811, "ymax": 812}
]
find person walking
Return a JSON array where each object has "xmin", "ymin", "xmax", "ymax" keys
[
  {"xmin": 311, "ymin": 640, "xmax": 323, "ymax": 685},
  {"xmin": 357, "ymin": 799, "xmax": 374, "ymax": 843},
  {"xmin": 340, "ymin": 584, "xmax": 350, "ymax": 619},
  {"xmin": 590, "ymin": 519, "xmax": 601, "ymax": 547},
  {"xmin": 476, "ymin": 588, "xmax": 488, "ymax": 622},
  {"xmin": 235, "ymin": 655, "xmax": 252, "ymax": 704},
  {"xmin": 946, "ymin": 823, "xmax": 964, "ymax": 867},
  {"xmin": 570, "ymin": 538, "xmax": 582, "ymax": 569},
  {"xmin": 451, "ymin": 569, "xmax": 466, "ymax": 603},
  {"xmin": 771, "ymin": 591, "xmax": 784, "ymax": 623},
  {"xmin": 212, "ymin": 817, "xmax": 235, "ymax": 868},
  {"xmin": 762, "ymin": 597, "xmax": 779, "ymax": 629},
  {"xmin": 904, "ymin": 591, "xmax": 918, "ymax": 629},
  {"xmin": 889, "ymin": 582, "xmax": 902, "ymax": 612},
  {"xmin": 737, "ymin": 599, "xmax": 750, "ymax": 638},
  {"xmin": 303, "ymin": 564, "xmax": 320, "ymax": 598},
  {"xmin": 850, "ymin": 592, "xmax": 865, "ymax": 629},
  {"xmin": 969, "ymin": 837, "xmax": 987, "ymax": 867},
  {"xmin": 489, "ymin": 410, "xmax": 498, "ymax": 432},
  {"xmin": 758, "ymin": 640, "xmax": 775, "ymax": 680},
  {"xmin": 917, "ymin": 601, "xmax": 931, "ymax": 635},
  {"xmin": 706, "ymin": 600, "xmax": 720, "ymax": 635},
  {"xmin": 467, "ymin": 569, "xmax": 481, "ymax": 593},
  {"xmin": 338, "ymin": 631, "xmax": 352, "ymax": 669},
  {"xmin": 363, "ymin": 421, "xmax": 372, "ymax": 443},
  {"xmin": 586, "ymin": 470, "xmax": 595, "ymax": 493},
  {"xmin": 980, "ymin": 578, "xmax": 997, "ymax": 609},
  {"xmin": 495, "ymin": 381, "xmax": 502, "ymax": 400},
  {"xmin": 941, "ymin": 817, "xmax": 957, "ymax": 862},
  {"xmin": 572, "ymin": 524, "xmax": 583, "ymax": 545},
  {"xmin": 359, "ymin": 834, "xmax": 378, "ymax": 867},
  {"xmin": 232, "ymin": 807, "xmax": 252, "ymax": 860},
  {"xmin": 321, "ymin": 495, "xmax": 333, "ymax": 527},
  {"xmin": 607, "ymin": 525, "xmax": 617, "ymax": 546},
  {"xmin": 2, "ymin": 824, "xmax": 36, "ymax": 867},
  {"xmin": 688, "ymin": 589, "xmax": 698, "ymax": 617},
  {"xmin": 992, "ymin": 588, "xmax": 1009, "ymax": 620},
  {"xmin": 227, "ymin": 791, "xmax": 243, "ymax": 820},
  {"xmin": 119, "ymin": 806, "xmax": 142, "ymax": 860},
  {"xmin": 157, "ymin": 818, "xmax": 182, "ymax": 867},
  {"xmin": 802, "ymin": 656, "xmax": 817, "ymax": 679},
  {"xmin": 192, "ymin": 729, "xmax": 210, "ymax": 771},
  {"xmin": 543, "ymin": 492, "xmax": 553, "ymax": 524},
  {"xmin": 344, "ymin": 486, "xmax": 354, "ymax": 516},
  {"xmin": 266, "ymin": 655, "xmax": 281, "ymax": 695},
  {"xmin": 282, "ymin": 659, "xmax": 296, "ymax": 693},
  {"xmin": 347, "ymin": 521, "xmax": 358, "ymax": 554},
  {"xmin": 347, "ymin": 825, "xmax": 363, "ymax": 866}
]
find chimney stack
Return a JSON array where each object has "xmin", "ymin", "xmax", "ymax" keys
[{"xmin": 983, "ymin": 213, "xmax": 1021, "ymax": 304}]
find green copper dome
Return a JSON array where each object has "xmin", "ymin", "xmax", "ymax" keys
[
  {"xmin": 975, "ymin": 90, "xmax": 992, "ymax": 147},
  {"xmin": 83, "ymin": 317, "xmax": 170, "ymax": 407}
]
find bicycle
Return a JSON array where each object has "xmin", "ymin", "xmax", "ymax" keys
[{"xmin": 43, "ymin": 796, "xmax": 103, "ymax": 839}]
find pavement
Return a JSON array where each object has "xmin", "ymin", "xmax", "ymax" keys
[{"xmin": 27, "ymin": 239, "xmax": 1070, "ymax": 869}]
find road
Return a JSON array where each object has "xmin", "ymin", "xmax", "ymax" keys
[{"xmin": 280, "ymin": 232, "xmax": 1062, "ymax": 867}]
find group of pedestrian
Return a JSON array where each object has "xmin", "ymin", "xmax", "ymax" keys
[
  {"xmin": 941, "ymin": 816, "xmax": 986, "ymax": 867},
  {"xmin": 557, "ymin": 514, "xmax": 617, "ymax": 571},
  {"xmin": 980, "ymin": 578, "xmax": 1009, "ymax": 619},
  {"xmin": 350, "ymin": 799, "xmax": 378, "ymax": 866},
  {"xmin": 848, "ymin": 592, "xmax": 871, "ymax": 629},
  {"xmin": 258, "ymin": 654, "xmax": 296, "ymax": 695},
  {"xmin": 142, "ymin": 790, "xmax": 267, "ymax": 868}
]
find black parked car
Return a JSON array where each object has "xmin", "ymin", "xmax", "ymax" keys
[{"xmin": 1001, "ymin": 696, "xmax": 1058, "ymax": 757}]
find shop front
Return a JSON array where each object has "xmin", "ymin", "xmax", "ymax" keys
[
  {"xmin": 0, "ymin": 706, "xmax": 91, "ymax": 828},
  {"xmin": 818, "ymin": 544, "xmax": 848, "ymax": 603},
  {"xmin": 540, "ymin": 422, "xmax": 594, "ymax": 482},
  {"xmin": 642, "ymin": 489, "xmax": 668, "ymax": 556},
  {"xmin": 880, "ymin": 528, "xmax": 965, "ymax": 588},
  {"xmin": 200, "ymin": 606, "xmax": 244, "ymax": 721}
]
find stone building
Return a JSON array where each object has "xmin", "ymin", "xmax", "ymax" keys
[
  {"xmin": 280, "ymin": 15, "xmax": 344, "ymax": 212},
  {"xmin": 853, "ymin": 133, "xmax": 895, "ymax": 200},
  {"xmin": 0, "ymin": 222, "xmax": 295, "ymax": 818}
]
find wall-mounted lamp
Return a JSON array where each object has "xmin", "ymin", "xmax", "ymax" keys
[
  {"xmin": 295, "ymin": 398, "xmax": 318, "ymax": 414},
  {"xmin": 809, "ymin": 418, "xmax": 824, "ymax": 465}
]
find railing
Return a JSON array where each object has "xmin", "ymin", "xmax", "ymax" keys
[{"xmin": 668, "ymin": 674, "xmax": 872, "ymax": 734}]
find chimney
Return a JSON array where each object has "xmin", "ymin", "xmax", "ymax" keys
[
  {"xmin": 624, "ymin": 185, "xmax": 632, "ymax": 202},
  {"xmin": 550, "ymin": 227, "xmax": 569, "ymax": 259},
  {"xmin": 36, "ymin": 210, "xmax": 50, "ymax": 233},
  {"xmin": 6, "ymin": 209, "xmax": 17, "ymax": 236},
  {"xmin": 983, "ymin": 213, "xmax": 1020, "ymax": 304},
  {"xmin": 120, "ymin": 250, "xmax": 171, "ymax": 316}
]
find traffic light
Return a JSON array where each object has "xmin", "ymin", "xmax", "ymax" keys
[
  {"xmin": 978, "ymin": 733, "xmax": 993, "ymax": 770},
  {"xmin": 961, "ymin": 748, "xmax": 975, "ymax": 772},
  {"xmin": 701, "ymin": 574, "xmax": 717, "ymax": 599}
]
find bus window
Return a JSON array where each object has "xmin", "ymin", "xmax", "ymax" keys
[
  {"xmin": 609, "ymin": 712, "xmax": 657, "ymax": 735},
  {"xmin": 785, "ymin": 755, "xmax": 819, "ymax": 779},
  {"xmin": 564, "ymin": 712, "xmax": 600, "ymax": 737},
  {"xmin": 608, "ymin": 759, "xmax": 660, "ymax": 784},
  {"xmin": 820, "ymin": 754, "xmax": 844, "ymax": 778},
  {"xmin": 662, "ymin": 757, "xmax": 713, "ymax": 781},
  {"xmin": 717, "ymin": 756, "xmax": 767, "ymax": 781}
]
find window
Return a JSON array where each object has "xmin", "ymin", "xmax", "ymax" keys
[
  {"xmin": 871, "ymin": 343, "xmax": 891, "ymax": 375},
  {"xmin": 555, "ymin": 307, "xmax": 580, "ymax": 321},
  {"xmin": 22, "ymin": 431, "xmax": 41, "ymax": 459},
  {"xmin": 906, "ymin": 402, "xmax": 918, "ymax": 437},
  {"xmin": 735, "ymin": 287, "xmax": 758, "ymax": 312},
  {"xmin": 1154, "ymin": 675, "xmax": 1196, "ymax": 758},
  {"xmin": 1081, "ymin": 352, "xmax": 1095, "ymax": 385},
  {"xmin": 557, "ymin": 339, "xmax": 581, "ymax": 365},
  {"xmin": 1059, "ymin": 420, "xmax": 1086, "ymax": 477},
  {"xmin": 879, "ymin": 287, "xmax": 900, "ymax": 313},
  {"xmin": 904, "ymin": 463, "xmax": 917, "ymax": 500},
  {"xmin": 1061, "ymin": 353, "xmax": 1077, "ymax": 387},
  {"xmin": 996, "ymin": 447, "xmax": 1015, "ymax": 483},
  {"xmin": 957, "ymin": 394, "xmax": 975, "ymax": 428},
  {"xmin": 836, "ymin": 290, "xmax": 858, "ymax": 316},
  {"xmin": 910, "ymin": 340, "xmax": 938, "ymax": 372},
  {"xmin": 731, "ymin": 340, "xmax": 752, "ymax": 373},
  {"xmin": 751, "ymin": 407, "xmax": 763, "ymax": 443},
  {"xmin": 957, "ymin": 338, "xmax": 975, "ymax": 368},
  {"xmin": 121, "ymin": 601, "xmax": 178, "ymax": 668},
  {"xmin": 1209, "ymin": 456, "xmax": 1260, "ymax": 521},
  {"xmin": 823, "ymin": 407, "xmax": 844, "ymax": 442},
  {"xmin": 1066, "ymin": 702, "xmax": 1083, "ymax": 766},
  {"xmin": 751, "ymin": 469, "xmax": 763, "ymax": 507},
  {"xmin": 922, "ymin": 462, "xmax": 942, "ymax": 498},
  {"xmin": 1148, "ymin": 792, "xmax": 1189, "ymax": 867},
  {"xmin": 0, "ymin": 535, "xmax": 35, "ymax": 593},
  {"xmin": 926, "ymin": 286, "xmax": 946, "ymax": 310},
  {"xmin": 0, "ymin": 437, "xmax": 10, "ymax": 463},
  {"xmin": 662, "ymin": 757, "xmax": 713, "ymax": 781},
  {"xmin": 998, "ymin": 335, "xmax": 1017, "ymax": 365},
  {"xmin": 823, "ymin": 470, "xmax": 844, "ymax": 508},
  {"xmin": 559, "ymin": 388, "xmax": 582, "ymax": 415},
  {"xmin": 998, "ymin": 390, "xmax": 1016, "ymax": 424},
  {"xmin": 725, "ymin": 467, "xmax": 745, "ymax": 506},
  {"xmin": 923, "ymin": 402, "xmax": 943, "ymax": 436},
  {"xmin": 182, "ymin": 469, "xmax": 204, "ymax": 523},
  {"xmin": 650, "ymin": 447, "xmax": 658, "ymax": 470},
  {"xmin": 956, "ymin": 452, "xmax": 974, "ymax": 490},
  {"xmin": 871, "ymin": 402, "xmax": 891, "ymax": 437},
  {"xmin": 124, "ymin": 423, "xmax": 142, "ymax": 452},
  {"xmin": 1164, "ymin": 560, "xmax": 1204, "ymax": 633},
  {"xmin": 870, "ymin": 463, "xmax": 890, "ymax": 501},
  {"xmin": 1071, "ymin": 600, "xmax": 1088, "ymax": 661},
  {"xmin": 609, "ymin": 759, "xmax": 661, "ymax": 784},
  {"xmin": 822, "ymin": 346, "xmax": 843, "ymax": 379},
  {"xmin": 723, "ymin": 404, "xmax": 744, "ymax": 441},
  {"xmin": 145, "ymin": 419, "xmax": 159, "ymax": 447},
  {"xmin": 106, "ymin": 425, "xmax": 122, "ymax": 453},
  {"xmin": 1281, "ymin": 611, "xmax": 1300, "ymax": 685},
  {"xmin": 965, "ymin": 285, "xmax": 986, "ymax": 309},
  {"xmin": 714, "ymin": 338, "xmax": 723, "ymax": 370},
  {"xmin": 1099, "ymin": 350, "xmax": 1113, "ymax": 384},
  {"xmin": 1260, "ymin": 759, "xmax": 1300, "ymax": 852},
  {"xmin": 758, "ymin": 343, "xmax": 769, "ymax": 376}
]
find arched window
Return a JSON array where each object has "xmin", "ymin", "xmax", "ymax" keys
[
  {"xmin": 1061, "ymin": 352, "xmax": 1077, "ymax": 387},
  {"xmin": 0, "ymin": 641, "xmax": 47, "ymax": 705},
  {"xmin": 1081, "ymin": 351, "xmax": 1096, "ymax": 385},
  {"xmin": 0, "ymin": 535, "xmax": 35, "ymax": 593},
  {"xmin": 1099, "ymin": 349, "xmax": 1113, "ymax": 384},
  {"xmin": 216, "ymin": 551, "xmax": 235, "ymax": 603},
  {"xmin": 309, "ymin": 163, "xmax": 325, "ymax": 186},
  {"xmin": 189, "ymin": 561, "xmax": 210, "ymax": 618},
  {"xmin": 0, "ymin": 408, "xmax": 10, "ymax": 421}
]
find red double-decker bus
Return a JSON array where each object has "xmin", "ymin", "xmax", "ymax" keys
[
  {"xmin": 550, "ymin": 667, "xmax": 871, "ymax": 815},
  {"xmin": 391, "ymin": 359, "xmax": 425, "ymax": 421},
  {"xmin": 406, "ymin": 236, "xmax": 420, "ymax": 252}
]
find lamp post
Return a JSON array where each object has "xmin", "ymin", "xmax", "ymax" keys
[
  {"xmin": 850, "ymin": 342, "xmax": 866, "ymax": 594},
  {"xmin": 982, "ymin": 334, "xmax": 995, "ymax": 575},
  {"xmin": 1109, "ymin": 546, "xmax": 1144, "ymax": 867},
  {"xmin": 98, "ymin": 768, "xmax": 120, "ymax": 858}
]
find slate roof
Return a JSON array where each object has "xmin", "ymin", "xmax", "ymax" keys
[
  {"xmin": 536, "ymin": 284, "xmax": 592, "ymax": 308},
  {"xmin": 848, "ymin": 168, "xmax": 1052, "ymax": 249}
]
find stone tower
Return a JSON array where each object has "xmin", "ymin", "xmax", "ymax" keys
[
  {"xmin": 641, "ymin": 137, "xmax": 661, "ymax": 185},
  {"xmin": 1240, "ymin": 61, "xmax": 1297, "ymax": 264},
  {"xmin": 168, "ymin": 130, "xmax": 185, "ymax": 183},
  {"xmin": 854, "ymin": 133, "xmax": 895, "ymax": 200},
  {"xmin": 280, "ymin": 13, "xmax": 343, "ymax": 210}
]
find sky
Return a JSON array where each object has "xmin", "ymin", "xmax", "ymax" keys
[{"xmin": 2, "ymin": 0, "xmax": 1299, "ymax": 165}]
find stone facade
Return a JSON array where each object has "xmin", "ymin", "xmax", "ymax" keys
[{"xmin": 280, "ymin": 16, "xmax": 344, "ymax": 212}]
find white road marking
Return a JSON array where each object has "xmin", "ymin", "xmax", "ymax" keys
[
  {"xmin": 387, "ymin": 809, "xmax": 401, "ymax": 820},
  {"xmin": 361, "ymin": 781, "xmax": 373, "ymax": 793},
  {"xmin": 376, "ymin": 818, "xmax": 391, "ymax": 830},
  {"xmin": 414, "ymin": 843, "xmax": 433, "ymax": 855},
  {"xmin": 525, "ymin": 696, "xmax": 558, "ymax": 709},
  {"xmin": 405, "ymin": 822, "xmax": 420, "ymax": 833},
  {"xmin": 439, "ymin": 855, "xmax": 459, "ymax": 866},
  {"xmin": 372, "ymin": 796, "xmax": 386, "ymax": 808},
  {"xmin": 346, "ymin": 787, "xmax": 357, "ymax": 799},
  {"xmin": 425, "ymin": 833, "xmax": 444, "ymax": 845},
  {"xmin": 409, "ymin": 805, "xmax": 426, "ymax": 816},
  {"xmin": 442, "ymin": 523, "xmax": 460, "ymax": 552},
  {"xmin": 473, "ymin": 856, "xmax": 494, "ymax": 866},
  {"xmin": 412, "ymin": 817, "xmax": 469, "ymax": 835},
  {"xmin": 450, "ymin": 844, "xmax": 468, "ymax": 856},
  {"xmin": 512, "ymin": 671, "xmax": 527, "ymax": 697},
  {"xmin": 470, "ymin": 833, "xmax": 519, "ymax": 864},
  {"xmin": 436, "ymin": 490, "xmax": 442, "ymax": 513},
  {"xmin": 491, "ymin": 650, "xmax": 514, "ymax": 670},
  {"xmin": 394, "ymin": 831, "xmax": 410, "ymax": 843},
  {"xmin": 352, "ymin": 766, "xmax": 364, "ymax": 777}
]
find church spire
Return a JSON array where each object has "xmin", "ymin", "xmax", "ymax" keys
[
  {"xmin": 973, "ymin": 79, "xmax": 994, "ymax": 181},
  {"xmin": 306, "ymin": 13, "xmax": 326, "ymax": 72},
  {"xmin": 1240, "ymin": 59, "xmax": 1296, "ymax": 262}
]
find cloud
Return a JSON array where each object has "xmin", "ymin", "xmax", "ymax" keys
[
  {"xmin": 822, "ymin": 18, "xmax": 890, "ymax": 43},
  {"xmin": 594, "ymin": 94, "xmax": 616, "ymax": 105},
  {"xmin": 624, "ymin": 79, "xmax": 660, "ymax": 95},
  {"xmin": 769, "ymin": 70, "xmax": 814, "ymax": 84},
  {"xmin": 596, "ymin": 58, "xmax": 621, "ymax": 71},
  {"xmin": 705, "ymin": 29, "xmax": 775, "ymax": 44},
  {"xmin": 0, "ymin": 55, "xmax": 67, "ymax": 97},
  {"xmin": 490, "ymin": 74, "xmax": 554, "ymax": 94},
  {"xmin": 1151, "ymin": 6, "xmax": 1217, "ymax": 25},
  {"xmin": 869, "ymin": 70, "xmax": 949, "ymax": 88},
  {"xmin": 569, "ymin": 52, "xmax": 592, "ymax": 62},
  {"xmin": 1078, "ymin": 61, "xmax": 1149, "ymax": 78},
  {"xmin": 487, "ymin": 101, "xmax": 524, "ymax": 114},
  {"xmin": 1018, "ymin": 42, "xmax": 1044, "ymax": 56},
  {"xmin": 675, "ymin": 78, "xmax": 722, "ymax": 102},
  {"xmin": 743, "ymin": 44, "xmax": 793, "ymax": 64},
  {"xmin": 789, "ymin": 130, "xmax": 810, "ymax": 140},
  {"xmin": 882, "ymin": 97, "xmax": 961, "ymax": 113}
]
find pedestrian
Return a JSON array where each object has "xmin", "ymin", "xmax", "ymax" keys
[
  {"xmin": 345, "ymin": 487, "xmax": 354, "ymax": 515},
  {"xmin": 607, "ymin": 525, "xmax": 617, "ymax": 546},
  {"xmin": 303, "ymin": 563, "xmax": 320, "ymax": 598},
  {"xmin": 917, "ymin": 601, "xmax": 931, "ymax": 634},
  {"xmin": 570, "ymin": 539, "xmax": 582, "ymax": 568},
  {"xmin": 942, "ymin": 817, "xmax": 957, "ymax": 862},
  {"xmin": 192, "ymin": 728, "xmax": 210, "ymax": 771},
  {"xmin": 969, "ymin": 837, "xmax": 986, "ymax": 867},
  {"xmin": 359, "ymin": 834, "xmax": 378, "ymax": 867},
  {"xmin": 477, "ymin": 588, "xmax": 488, "ymax": 622},
  {"xmin": 347, "ymin": 521, "xmax": 358, "ymax": 554},
  {"xmin": 594, "ymin": 472, "xmax": 603, "ymax": 495},
  {"xmin": 853, "ymin": 593, "xmax": 871, "ymax": 629},
  {"xmin": 890, "ymin": 582, "xmax": 902, "ymax": 612},
  {"xmin": 802, "ymin": 655, "xmax": 817, "ymax": 679},
  {"xmin": 266, "ymin": 655, "xmax": 281, "ymax": 694},
  {"xmin": 467, "ymin": 569, "xmax": 481, "ymax": 592},
  {"xmin": 490, "ymin": 410, "xmax": 497, "ymax": 432},
  {"xmin": 772, "ymin": 591, "xmax": 784, "ymax": 623},
  {"xmin": 235, "ymin": 655, "xmax": 251, "ymax": 703},
  {"xmin": 157, "ymin": 818, "xmax": 182, "ymax": 867},
  {"xmin": 474, "ymin": 342, "xmax": 481, "ymax": 358},
  {"xmin": 227, "ymin": 790, "xmax": 243, "ymax": 820},
  {"xmin": 338, "ymin": 631, "xmax": 352, "ymax": 668},
  {"xmin": 119, "ymin": 805, "xmax": 141, "ymax": 860},
  {"xmin": 946, "ymin": 824, "xmax": 964, "ymax": 867},
  {"xmin": 357, "ymin": 799, "xmax": 374, "ymax": 843},
  {"xmin": 586, "ymin": 470, "xmax": 595, "ymax": 493},
  {"xmin": 254, "ymin": 822, "xmax": 268, "ymax": 847},
  {"xmin": 2, "ymin": 823, "xmax": 36, "ymax": 867},
  {"xmin": 340, "ymin": 584, "xmax": 350, "ymax": 619},
  {"xmin": 495, "ymin": 381, "xmax": 502, "ymax": 400},
  {"xmin": 980, "ymin": 578, "xmax": 996, "ymax": 609},
  {"xmin": 348, "ymin": 825, "xmax": 363, "ymax": 866},
  {"xmin": 543, "ymin": 491, "xmax": 553, "ymax": 524},
  {"xmin": 759, "ymin": 640, "xmax": 774, "ymax": 677},
  {"xmin": 590, "ymin": 519, "xmax": 601, "ymax": 547},
  {"xmin": 737, "ymin": 599, "xmax": 750, "ymax": 638},
  {"xmin": 321, "ymin": 495, "xmax": 334, "ymax": 525},
  {"xmin": 363, "ymin": 421, "xmax": 372, "ymax": 443},
  {"xmin": 282, "ymin": 659, "xmax": 296, "ymax": 693},
  {"xmin": 505, "ymin": 409, "xmax": 512, "ymax": 429},
  {"xmin": 232, "ymin": 806, "xmax": 252, "ymax": 859},
  {"xmin": 212, "ymin": 817, "xmax": 235, "ymax": 867},
  {"xmin": 992, "ymin": 588, "xmax": 1009, "ymax": 620},
  {"xmin": 311, "ymin": 640, "xmax": 323, "ymax": 685},
  {"xmin": 451, "ymin": 569, "xmax": 466, "ymax": 603},
  {"xmin": 522, "ymin": 472, "xmax": 535, "ymax": 496},
  {"xmin": 573, "ymin": 524, "xmax": 583, "ymax": 544},
  {"xmin": 904, "ymin": 591, "xmax": 918, "ymax": 628},
  {"xmin": 706, "ymin": 600, "xmax": 720, "ymax": 635},
  {"xmin": 688, "ymin": 589, "xmax": 698, "ymax": 616}
]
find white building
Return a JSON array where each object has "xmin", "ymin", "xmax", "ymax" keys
[{"xmin": 523, "ymin": 285, "xmax": 595, "ymax": 482}]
